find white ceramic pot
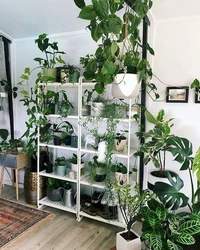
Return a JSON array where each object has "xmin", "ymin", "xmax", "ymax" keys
[
  {"xmin": 115, "ymin": 172, "xmax": 127, "ymax": 186},
  {"xmin": 112, "ymin": 73, "xmax": 141, "ymax": 99},
  {"xmin": 116, "ymin": 230, "xmax": 141, "ymax": 250},
  {"xmin": 115, "ymin": 138, "xmax": 127, "ymax": 152},
  {"xmin": 71, "ymin": 162, "xmax": 84, "ymax": 176},
  {"xmin": 91, "ymin": 102, "xmax": 104, "ymax": 117},
  {"xmin": 148, "ymin": 169, "xmax": 177, "ymax": 191}
]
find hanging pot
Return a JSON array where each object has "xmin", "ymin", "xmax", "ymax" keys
[{"xmin": 112, "ymin": 73, "xmax": 141, "ymax": 99}]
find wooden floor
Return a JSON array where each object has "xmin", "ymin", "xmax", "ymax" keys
[{"xmin": 1, "ymin": 185, "xmax": 122, "ymax": 250}]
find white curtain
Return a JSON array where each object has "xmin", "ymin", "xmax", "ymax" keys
[{"xmin": 0, "ymin": 37, "xmax": 10, "ymax": 135}]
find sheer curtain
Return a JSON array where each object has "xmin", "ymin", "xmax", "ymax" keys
[{"xmin": 0, "ymin": 37, "xmax": 10, "ymax": 137}]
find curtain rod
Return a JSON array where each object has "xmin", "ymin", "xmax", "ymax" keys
[{"xmin": 0, "ymin": 35, "xmax": 12, "ymax": 44}]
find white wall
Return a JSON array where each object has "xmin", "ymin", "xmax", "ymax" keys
[{"xmin": 145, "ymin": 16, "xmax": 200, "ymax": 201}]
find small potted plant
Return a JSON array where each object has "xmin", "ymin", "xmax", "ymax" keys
[
  {"xmin": 91, "ymin": 94, "xmax": 106, "ymax": 117},
  {"xmin": 54, "ymin": 156, "xmax": 67, "ymax": 177},
  {"xmin": 82, "ymin": 89, "xmax": 94, "ymax": 116},
  {"xmin": 111, "ymin": 162, "xmax": 127, "ymax": 186},
  {"xmin": 46, "ymin": 177, "xmax": 65, "ymax": 201},
  {"xmin": 115, "ymin": 183, "xmax": 152, "ymax": 250},
  {"xmin": 68, "ymin": 153, "xmax": 85, "ymax": 176},
  {"xmin": 88, "ymin": 155, "xmax": 107, "ymax": 183},
  {"xmin": 42, "ymin": 90, "xmax": 59, "ymax": 115},
  {"xmin": 52, "ymin": 121, "xmax": 73, "ymax": 145},
  {"xmin": 103, "ymin": 102, "xmax": 126, "ymax": 119},
  {"xmin": 34, "ymin": 33, "xmax": 65, "ymax": 82},
  {"xmin": 58, "ymin": 90, "xmax": 74, "ymax": 117},
  {"xmin": 68, "ymin": 64, "xmax": 80, "ymax": 83},
  {"xmin": 115, "ymin": 130, "xmax": 128, "ymax": 152}
]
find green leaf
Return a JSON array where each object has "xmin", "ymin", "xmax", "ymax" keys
[
  {"xmin": 193, "ymin": 147, "xmax": 200, "ymax": 182},
  {"xmin": 93, "ymin": 0, "xmax": 109, "ymax": 19},
  {"xmin": 145, "ymin": 110, "xmax": 156, "ymax": 124},
  {"xmin": 150, "ymin": 233, "xmax": 162, "ymax": 250},
  {"xmin": 175, "ymin": 234, "xmax": 195, "ymax": 245},
  {"xmin": 78, "ymin": 5, "xmax": 96, "ymax": 20},
  {"xmin": 74, "ymin": 0, "xmax": 85, "ymax": 9},
  {"xmin": 94, "ymin": 82, "xmax": 105, "ymax": 94},
  {"xmin": 166, "ymin": 240, "xmax": 180, "ymax": 250},
  {"xmin": 101, "ymin": 61, "xmax": 117, "ymax": 74},
  {"xmin": 178, "ymin": 220, "xmax": 200, "ymax": 235},
  {"xmin": 153, "ymin": 172, "xmax": 189, "ymax": 210},
  {"xmin": 109, "ymin": 0, "xmax": 118, "ymax": 14},
  {"xmin": 110, "ymin": 41, "xmax": 118, "ymax": 56},
  {"xmin": 107, "ymin": 15, "xmax": 122, "ymax": 34},
  {"xmin": 91, "ymin": 23, "xmax": 104, "ymax": 42},
  {"xmin": 86, "ymin": 59, "xmax": 97, "ymax": 73},
  {"xmin": 0, "ymin": 129, "xmax": 9, "ymax": 140},
  {"xmin": 24, "ymin": 67, "xmax": 31, "ymax": 75},
  {"xmin": 20, "ymin": 74, "xmax": 29, "ymax": 80}
]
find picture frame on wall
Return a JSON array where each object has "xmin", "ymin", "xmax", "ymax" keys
[
  {"xmin": 166, "ymin": 87, "xmax": 189, "ymax": 103},
  {"xmin": 195, "ymin": 87, "xmax": 200, "ymax": 103}
]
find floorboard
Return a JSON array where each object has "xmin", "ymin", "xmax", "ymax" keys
[{"xmin": 1, "ymin": 185, "xmax": 121, "ymax": 250}]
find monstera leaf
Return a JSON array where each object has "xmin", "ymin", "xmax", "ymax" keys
[{"xmin": 153, "ymin": 171, "xmax": 189, "ymax": 210}]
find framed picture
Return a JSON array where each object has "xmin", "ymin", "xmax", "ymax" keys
[
  {"xmin": 195, "ymin": 87, "xmax": 200, "ymax": 103},
  {"xmin": 166, "ymin": 87, "xmax": 189, "ymax": 103}
]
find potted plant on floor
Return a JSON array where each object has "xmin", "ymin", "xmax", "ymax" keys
[
  {"xmin": 142, "ymin": 136, "xmax": 200, "ymax": 249},
  {"xmin": 115, "ymin": 183, "xmax": 152, "ymax": 250},
  {"xmin": 134, "ymin": 109, "xmax": 192, "ymax": 191},
  {"xmin": 34, "ymin": 33, "xmax": 65, "ymax": 82},
  {"xmin": 141, "ymin": 197, "xmax": 200, "ymax": 250},
  {"xmin": 75, "ymin": 0, "xmax": 155, "ymax": 97}
]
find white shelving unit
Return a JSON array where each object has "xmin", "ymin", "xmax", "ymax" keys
[{"xmin": 37, "ymin": 77, "xmax": 139, "ymax": 228}]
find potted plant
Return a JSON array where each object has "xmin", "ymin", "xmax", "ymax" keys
[
  {"xmin": 91, "ymin": 94, "xmax": 106, "ymax": 117},
  {"xmin": 141, "ymin": 197, "xmax": 200, "ymax": 250},
  {"xmin": 68, "ymin": 153, "xmax": 85, "ymax": 176},
  {"xmin": 58, "ymin": 90, "xmax": 74, "ymax": 117},
  {"xmin": 68, "ymin": 64, "xmax": 80, "ymax": 83},
  {"xmin": 102, "ymin": 101, "xmax": 126, "ymax": 119},
  {"xmin": 75, "ymin": 0, "xmax": 154, "ymax": 96},
  {"xmin": 115, "ymin": 129, "xmax": 128, "ymax": 152},
  {"xmin": 88, "ymin": 155, "xmax": 107, "ymax": 183},
  {"xmin": 134, "ymin": 109, "xmax": 192, "ymax": 190},
  {"xmin": 52, "ymin": 121, "xmax": 73, "ymax": 146},
  {"xmin": 82, "ymin": 88, "xmax": 94, "ymax": 116},
  {"xmin": 42, "ymin": 89, "xmax": 59, "ymax": 115},
  {"xmin": 54, "ymin": 156, "xmax": 67, "ymax": 177},
  {"xmin": 34, "ymin": 33, "xmax": 65, "ymax": 82},
  {"xmin": 115, "ymin": 183, "xmax": 152, "ymax": 250},
  {"xmin": 46, "ymin": 177, "xmax": 65, "ymax": 201},
  {"xmin": 111, "ymin": 161, "xmax": 127, "ymax": 186}
]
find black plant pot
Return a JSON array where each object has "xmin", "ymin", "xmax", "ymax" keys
[
  {"xmin": 54, "ymin": 135, "xmax": 62, "ymax": 145},
  {"xmin": 94, "ymin": 174, "xmax": 106, "ymax": 182},
  {"xmin": 63, "ymin": 135, "xmax": 71, "ymax": 145}
]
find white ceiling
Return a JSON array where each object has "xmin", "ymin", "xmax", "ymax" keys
[{"xmin": 1, "ymin": 0, "xmax": 200, "ymax": 40}]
